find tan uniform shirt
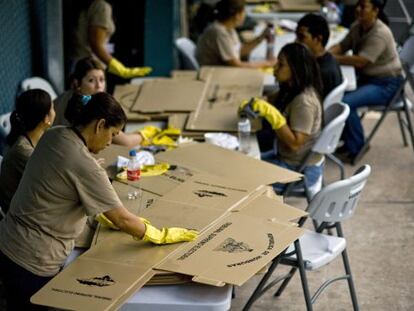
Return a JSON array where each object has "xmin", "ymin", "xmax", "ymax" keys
[
  {"xmin": 54, "ymin": 89, "xmax": 74, "ymax": 126},
  {"xmin": 277, "ymin": 88, "xmax": 322, "ymax": 166},
  {"xmin": 196, "ymin": 21, "xmax": 241, "ymax": 66},
  {"xmin": 0, "ymin": 127, "xmax": 122, "ymax": 276},
  {"xmin": 340, "ymin": 19, "xmax": 402, "ymax": 77},
  {"xmin": 0, "ymin": 136, "xmax": 33, "ymax": 212},
  {"xmin": 72, "ymin": 0, "xmax": 115, "ymax": 67}
]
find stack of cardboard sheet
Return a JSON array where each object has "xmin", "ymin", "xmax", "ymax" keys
[
  {"xmin": 32, "ymin": 143, "xmax": 306, "ymax": 310},
  {"xmin": 113, "ymin": 67, "xmax": 265, "ymax": 140}
]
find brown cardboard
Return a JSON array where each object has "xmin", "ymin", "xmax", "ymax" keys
[
  {"xmin": 156, "ymin": 212, "xmax": 303, "ymax": 286},
  {"xmin": 156, "ymin": 143, "xmax": 302, "ymax": 187},
  {"xmin": 171, "ymin": 70, "xmax": 198, "ymax": 80},
  {"xmin": 131, "ymin": 80, "xmax": 207, "ymax": 113},
  {"xmin": 278, "ymin": 0, "xmax": 320, "ymax": 12}
]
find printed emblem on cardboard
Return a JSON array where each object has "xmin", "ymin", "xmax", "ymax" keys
[
  {"xmin": 214, "ymin": 238, "xmax": 253, "ymax": 253},
  {"xmin": 76, "ymin": 275, "xmax": 116, "ymax": 287},
  {"xmin": 193, "ymin": 190, "xmax": 228, "ymax": 198}
]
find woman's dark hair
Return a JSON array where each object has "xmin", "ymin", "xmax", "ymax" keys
[
  {"xmin": 275, "ymin": 43, "xmax": 323, "ymax": 114},
  {"xmin": 370, "ymin": 0, "xmax": 389, "ymax": 25},
  {"xmin": 215, "ymin": 0, "xmax": 245, "ymax": 21},
  {"xmin": 65, "ymin": 92, "xmax": 127, "ymax": 128},
  {"xmin": 7, "ymin": 89, "xmax": 52, "ymax": 146},
  {"xmin": 70, "ymin": 57, "xmax": 104, "ymax": 88},
  {"xmin": 297, "ymin": 13, "xmax": 330, "ymax": 47}
]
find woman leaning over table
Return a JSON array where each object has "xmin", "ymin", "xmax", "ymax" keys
[
  {"xmin": 0, "ymin": 92, "xmax": 197, "ymax": 311},
  {"xmin": 240, "ymin": 43, "xmax": 324, "ymax": 196},
  {"xmin": 196, "ymin": 0, "xmax": 276, "ymax": 68},
  {"xmin": 329, "ymin": 0, "xmax": 403, "ymax": 163},
  {"xmin": 0, "ymin": 89, "xmax": 55, "ymax": 213},
  {"xmin": 54, "ymin": 57, "xmax": 145, "ymax": 147}
]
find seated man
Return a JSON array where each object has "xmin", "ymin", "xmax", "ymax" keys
[{"xmin": 296, "ymin": 13, "xmax": 343, "ymax": 99}]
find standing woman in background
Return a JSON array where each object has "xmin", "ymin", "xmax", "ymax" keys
[
  {"xmin": 329, "ymin": 0, "xmax": 402, "ymax": 163},
  {"xmin": 71, "ymin": 0, "xmax": 151, "ymax": 79},
  {"xmin": 196, "ymin": 0, "xmax": 276, "ymax": 68},
  {"xmin": 0, "ymin": 89, "xmax": 55, "ymax": 213},
  {"xmin": 55, "ymin": 57, "xmax": 144, "ymax": 147},
  {"xmin": 0, "ymin": 92, "xmax": 197, "ymax": 311}
]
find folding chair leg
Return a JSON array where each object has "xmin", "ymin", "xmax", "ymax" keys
[
  {"xmin": 273, "ymin": 267, "xmax": 297, "ymax": 297},
  {"xmin": 326, "ymin": 154, "xmax": 345, "ymax": 180},
  {"xmin": 337, "ymin": 224, "xmax": 359, "ymax": 311},
  {"xmin": 397, "ymin": 110, "xmax": 408, "ymax": 146},
  {"xmin": 402, "ymin": 98, "xmax": 414, "ymax": 153},
  {"xmin": 295, "ymin": 240, "xmax": 313, "ymax": 310}
]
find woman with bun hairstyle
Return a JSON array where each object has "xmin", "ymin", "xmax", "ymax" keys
[
  {"xmin": 0, "ymin": 89, "xmax": 55, "ymax": 213},
  {"xmin": 0, "ymin": 92, "xmax": 197, "ymax": 310}
]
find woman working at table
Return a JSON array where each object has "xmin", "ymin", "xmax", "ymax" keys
[
  {"xmin": 329, "ymin": 0, "xmax": 403, "ymax": 163},
  {"xmin": 0, "ymin": 92, "xmax": 197, "ymax": 310},
  {"xmin": 55, "ymin": 57, "xmax": 148, "ymax": 147},
  {"xmin": 196, "ymin": 0, "xmax": 276, "ymax": 68},
  {"xmin": 0, "ymin": 90, "xmax": 55, "ymax": 213},
  {"xmin": 241, "ymin": 43, "xmax": 323, "ymax": 195}
]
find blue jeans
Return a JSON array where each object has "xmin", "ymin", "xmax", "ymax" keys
[
  {"xmin": 342, "ymin": 75, "xmax": 404, "ymax": 155},
  {"xmin": 261, "ymin": 151, "xmax": 324, "ymax": 194}
]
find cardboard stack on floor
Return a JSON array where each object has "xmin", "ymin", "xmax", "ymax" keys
[
  {"xmin": 32, "ymin": 143, "xmax": 307, "ymax": 311},
  {"xmin": 113, "ymin": 66, "xmax": 265, "ymax": 140}
]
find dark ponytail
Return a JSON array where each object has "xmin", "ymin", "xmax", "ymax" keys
[
  {"xmin": 7, "ymin": 89, "xmax": 52, "ymax": 146},
  {"xmin": 371, "ymin": 0, "xmax": 389, "ymax": 25},
  {"xmin": 65, "ymin": 92, "xmax": 127, "ymax": 128},
  {"xmin": 215, "ymin": 0, "xmax": 245, "ymax": 21}
]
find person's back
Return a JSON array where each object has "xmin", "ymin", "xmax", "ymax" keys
[{"xmin": 317, "ymin": 52, "xmax": 343, "ymax": 98}]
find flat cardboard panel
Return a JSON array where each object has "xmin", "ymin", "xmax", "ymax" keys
[
  {"xmin": 171, "ymin": 70, "xmax": 198, "ymax": 80},
  {"xmin": 131, "ymin": 80, "xmax": 207, "ymax": 113},
  {"xmin": 156, "ymin": 212, "xmax": 303, "ymax": 286},
  {"xmin": 278, "ymin": 0, "xmax": 320, "ymax": 12},
  {"xmin": 156, "ymin": 143, "xmax": 302, "ymax": 187},
  {"xmin": 31, "ymin": 257, "xmax": 155, "ymax": 311}
]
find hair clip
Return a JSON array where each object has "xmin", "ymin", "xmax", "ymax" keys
[{"xmin": 81, "ymin": 95, "xmax": 92, "ymax": 106}]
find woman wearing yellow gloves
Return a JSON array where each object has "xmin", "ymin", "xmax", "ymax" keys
[
  {"xmin": 55, "ymin": 57, "xmax": 157, "ymax": 147},
  {"xmin": 71, "ymin": 0, "xmax": 151, "ymax": 79},
  {"xmin": 0, "ymin": 92, "xmax": 197, "ymax": 310},
  {"xmin": 241, "ymin": 43, "xmax": 324, "ymax": 195}
]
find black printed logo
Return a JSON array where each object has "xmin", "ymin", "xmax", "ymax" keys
[
  {"xmin": 77, "ymin": 275, "xmax": 115, "ymax": 287},
  {"xmin": 193, "ymin": 190, "xmax": 227, "ymax": 198},
  {"xmin": 214, "ymin": 238, "xmax": 253, "ymax": 253}
]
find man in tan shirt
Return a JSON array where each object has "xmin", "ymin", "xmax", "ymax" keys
[{"xmin": 329, "ymin": 0, "xmax": 403, "ymax": 163}]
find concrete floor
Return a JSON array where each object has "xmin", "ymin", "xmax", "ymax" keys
[{"xmin": 231, "ymin": 94, "xmax": 414, "ymax": 310}]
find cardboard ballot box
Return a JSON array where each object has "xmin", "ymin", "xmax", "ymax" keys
[{"xmin": 32, "ymin": 143, "xmax": 305, "ymax": 310}]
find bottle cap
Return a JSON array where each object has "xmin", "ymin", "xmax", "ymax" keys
[{"xmin": 129, "ymin": 150, "xmax": 137, "ymax": 157}]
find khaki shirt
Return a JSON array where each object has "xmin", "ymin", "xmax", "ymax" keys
[
  {"xmin": 0, "ymin": 127, "xmax": 122, "ymax": 276},
  {"xmin": 54, "ymin": 89, "xmax": 74, "ymax": 126},
  {"xmin": 196, "ymin": 21, "xmax": 241, "ymax": 66},
  {"xmin": 72, "ymin": 0, "xmax": 115, "ymax": 67},
  {"xmin": 0, "ymin": 136, "xmax": 33, "ymax": 212},
  {"xmin": 340, "ymin": 19, "xmax": 402, "ymax": 77},
  {"xmin": 277, "ymin": 88, "xmax": 322, "ymax": 166}
]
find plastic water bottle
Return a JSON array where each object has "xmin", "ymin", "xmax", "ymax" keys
[
  {"xmin": 266, "ymin": 23, "xmax": 275, "ymax": 60},
  {"xmin": 238, "ymin": 116, "xmax": 251, "ymax": 154},
  {"xmin": 127, "ymin": 150, "xmax": 141, "ymax": 200}
]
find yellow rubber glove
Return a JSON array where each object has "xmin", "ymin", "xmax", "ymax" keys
[
  {"xmin": 151, "ymin": 128, "xmax": 181, "ymax": 147},
  {"xmin": 138, "ymin": 125, "xmax": 161, "ymax": 141},
  {"xmin": 95, "ymin": 213, "xmax": 150, "ymax": 230},
  {"xmin": 241, "ymin": 98, "xmax": 286, "ymax": 130},
  {"xmin": 108, "ymin": 58, "xmax": 152, "ymax": 79},
  {"xmin": 140, "ymin": 223, "xmax": 199, "ymax": 245},
  {"xmin": 141, "ymin": 163, "xmax": 170, "ymax": 176}
]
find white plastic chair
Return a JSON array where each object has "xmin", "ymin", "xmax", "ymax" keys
[
  {"xmin": 21, "ymin": 77, "xmax": 57, "ymax": 100},
  {"xmin": 0, "ymin": 112, "xmax": 12, "ymax": 137},
  {"xmin": 283, "ymin": 102, "xmax": 350, "ymax": 200},
  {"xmin": 323, "ymin": 77, "xmax": 348, "ymax": 110},
  {"xmin": 175, "ymin": 37, "xmax": 200, "ymax": 70},
  {"xmin": 245, "ymin": 165, "xmax": 371, "ymax": 311}
]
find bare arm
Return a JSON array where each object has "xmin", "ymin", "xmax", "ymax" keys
[
  {"xmin": 332, "ymin": 54, "xmax": 370, "ymax": 69},
  {"xmin": 328, "ymin": 43, "xmax": 343, "ymax": 55},
  {"xmin": 275, "ymin": 125, "xmax": 309, "ymax": 152},
  {"xmin": 240, "ymin": 35, "xmax": 266, "ymax": 58},
  {"xmin": 88, "ymin": 25, "xmax": 112, "ymax": 65},
  {"xmin": 112, "ymin": 131, "xmax": 143, "ymax": 147},
  {"xmin": 104, "ymin": 206, "xmax": 146, "ymax": 239},
  {"xmin": 225, "ymin": 57, "xmax": 276, "ymax": 69}
]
